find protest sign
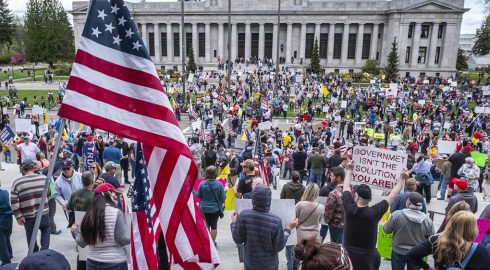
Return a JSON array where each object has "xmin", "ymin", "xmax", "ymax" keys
[
  {"xmin": 331, "ymin": 97, "xmax": 338, "ymax": 104},
  {"xmin": 32, "ymin": 105, "xmax": 44, "ymax": 115},
  {"xmin": 418, "ymin": 100, "xmax": 426, "ymax": 105},
  {"xmin": 38, "ymin": 124, "xmax": 49, "ymax": 135},
  {"xmin": 322, "ymin": 105, "xmax": 328, "ymax": 112},
  {"xmin": 370, "ymin": 79, "xmax": 376, "ymax": 84},
  {"xmin": 187, "ymin": 73, "xmax": 194, "ymax": 82},
  {"xmin": 224, "ymin": 188, "xmax": 235, "ymax": 210},
  {"xmin": 354, "ymin": 122, "xmax": 366, "ymax": 131},
  {"xmin": 475, "ymin": 219, "xmax": 490, "ymax": 242},
  {"xmin": 475, "ymin": 107, "xmax": 490, "ymax": 114},
  {"xmin": 364, "ymin": 128, "xmax": 374, "ymax": 137},
  {"xmin": 234, "ymin": 139, "xmax": 246, "ymax": 149},
  {"xmin": 389, "ymin": 121, "xmax": 397, "ymax": 128},
  {"xmin": 438, "ymin": 140, "xmax": 458, "ymax": 154},
  {"xmin": 235, "ymin": 199, "xmax": 297, "ymax": 245},
  {"xmin": 423, "ymin": 79, "xmax": 429, "ymax": 84},
  {"xmin": 14, "ymin": 119, "xmax": 32, "ymax": 133},
  {"xmin": 334, "ymin": 115, "xmax": 341, "ymax": 122},
  {"xmin": 0, "ymin": 126, "xmax": 15, "ymax": 144},
  {"xmin": 443, "ymin": 122, "xmax": 451, "ymax": 129},
  {"xmin": 258, "ymin": 121, "xmax": 272, "ymax": 130},
  {"xmin": 352, "ymin": 146, "xmax": 407, "ymax": 190},
  {"xmin": 340, "ymin": 100, "xmax": 347, "ymax": 108},
  {"xmin": 191, "ymin": 120, "xmax": 202, "ymax": 131},
  {"xmin": 471, "ymin": 151, "xmax": 488, "ymax": 168},
  {"xmin": 373, "ymin": 133, "xmax": 385, "ymax": 140},
  {"xmin": 483, "ymin": 86, "xmax": 490, "ymax": 96},
  {"xmin": 377, "ymin": 224, "xmax": 392, "ymax": 259},
  {"xmin": 451, "ymin": 81, "xmax": 457, "ymax": 87}
]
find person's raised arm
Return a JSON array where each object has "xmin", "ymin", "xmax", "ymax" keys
[
  {"xmin": 343, "ymin": 161, "xmax": 354, "ymax": 193},
  {"xmin": 385, "ymin": 169, "xmax": 409, "ymax": 205}
]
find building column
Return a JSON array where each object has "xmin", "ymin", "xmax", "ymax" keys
[
  {"xmin": 205, "ymin": 23, "xmax": 211, "ymax": 62},
  {"xmin": 218, "ymin": 23, "xmax": 224, "ymax": 59},
  {"xmin": 427, "ymin": 22, "xmax": 439, "ymax": 67},
  {"xmin": 398, "ymin": 23, "xmax": 409, "ymax": 67},
  {"xmin": 355, "ymin": 23, "xmax": 364, "ymax": 65},
  {"xmin": 231, "ymin": 23, "xmax": 237, "ymax": 61},
  {"xmin": 442, "ymin": 23, "xmax": 456, "ymax": 68},
  {"xmin": 141, "ymin": 23, "xmax": 148, "ymax": 47},
  {"xmin": 370, "ymin": 23, "xmax": 379, "ymax": 60},
  {"xmin": 286, "ymin": 23, "xmax": 292, "ymax": 63},
  {"xmin": 410, "ymin": 23, "xmax": 421, "ymax": 67},
  {"xmin": 192, "ymin": 23, "xmax": 198, "ymax": 59},
  {"xmin": 167, "ymin": 23, "xmax": 173, "ymax": 62},
  {"xmin": 327, "ymin": 23, "xmax": 335, "ymax": 64},
  {"xmin": 245, "ymin": 23, "xmax": 251, "ymax": 59},
  {"xmin": 299, "ymin": 23, "xmax": 306, "ymax": 60},
  {"xmin": 154, "ymin": 23, "xmax": 161, "ymax": 62},
  {"xmin": 341, "ymin": 23, "xmax": 350, "ymax": 65},
  {"xmin": 259, "ymin": 23, "xmax": 265, "ymax": 60},
  {"xmin": 314, "ymin": 23, "xmax": 321, "ymax": 43},
  {"xmin": 272, "ymin": 23, "xmax": 278, "ymax": 63}
]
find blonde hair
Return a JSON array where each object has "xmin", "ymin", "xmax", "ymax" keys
[
  {"xmin": 446, "ymin": 201, "xmax": 471, "ymax": 222},
  {"xmin": 435, "ymin": 211, "xmax": 478, "ymax": 265},
  {"xmin": 301, "ymin": 183, "xmax": 319, "ymax": 202},
  {"xmin": 405, "ymin": 178, "xmax": 417, "ymax": 191}
]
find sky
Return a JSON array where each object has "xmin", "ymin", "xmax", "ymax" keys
[{"xmin": 6, "ymin": 0, "xmax": 487, "ymax": 34}]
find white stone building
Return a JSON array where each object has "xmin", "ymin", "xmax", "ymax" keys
[{"xmin": 71, "ymin": 0, "xmax": 468, "ymax": 77}]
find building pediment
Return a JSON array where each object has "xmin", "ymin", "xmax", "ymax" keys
[{"xmin": 404, "ymin": 1, "xmax": 463, "ymax": 12}]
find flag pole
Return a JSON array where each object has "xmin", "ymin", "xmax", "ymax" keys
[
  {"xmin": 181, "ymin": 0, "xmax": 187, "ymax": 100},
  {"xmin": 28, "ymin": 118, "xmax": 66, "ymax": 255}
]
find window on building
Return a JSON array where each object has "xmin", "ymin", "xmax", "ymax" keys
[
  {"xmin": 421, "ymin": 25, "xmax": 430, "ymax": 38},
  {"xmin": 214, "ymin": 50, "xmax": 217, "ymax": 58},
  {"xmin": 186, "ymin": 32, "xmax": 192, "ymax": 55},
  {"xmin": 238, "ymin": 33, "xmax": 245, "ymax": 58},
  {"xmin": 417, "ymin": 47, "xmax": 427, "ymax": 63},
  {"xmin": 348, "ymin": 69, "xmax": 354, "ymax": 74},
  {"xmin": 438, "ymin": 24, "xmax": 444, "ymax": 39},
  {"xmin": 362, "ymin": 33, "xmax": 371, "ymax": 59},
  {"xmin": 251, "ymin": 33, "xmax": 259, "ymax": 58},
  {"xmin": 405, "ymin": 46, "xmax": 411, "ymax": 63},
  {"xmin": 435, "ymin": 46, "xmax": 441, "ymax": 64},
  {"xmin": 264, "ymin": 33, "xmax": 273, "ymax": 58},
  {"xmin": 161, "ymin": 33, "xmax": 167, "ymax": 57},
  {"xmin": 334, "ymin": 68, "xmax": 340, "ymax": 74},
  {"xmin": 173, "ymin": 32, "xmax": 180, "ymax": 57},
  {"xmin": 347, "ymin": 33, "xmax": 356, "ymax": 59},
  {"xmin": 305, "ymin": 33, "xmax": 315, "ymax": 58},
  {"xmin": 198, "ymin": 33, "xmax": 205, "ymax": 57},
  {"xmin": 333, "ymin": 33, "xmax": 342, "ymax": 59},
  {"xmin": 148, "ymin": 32, "xmax": 155, "ymax": 56},
  {"xmin": 320, "ymin": 33, "xmax": 328, "ymax": 59},
  {"xmin": 408, "ymin": 24, "xmax": 413, "ymax": 38}
]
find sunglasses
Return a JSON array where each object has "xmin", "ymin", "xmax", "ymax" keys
[
  {"xmin": 90, "ymin": 167, "xmax": 97, "ymax": 169},
  {"xmin": 332, "ymin": 246, "xmax": 348, "ymax": 270},
  {"xmin": 62, "ymin": 167, "xmax": 71, "ymax": 171}
]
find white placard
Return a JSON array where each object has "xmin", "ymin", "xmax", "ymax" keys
[
  {"xmin": 352, "ymin": 146, "xmax": 408, "ymax": 190},
  {"xmin": 322, "ymin": 106, "xmax": 328, "ymax": 113},
  {"xmin": 38, "ymin": 124, "xmax": 48, "ymax": 135},
  {"xmin": 451, "ymin": 81, "xmax": 457, "ymax": 87},
  {"xmin": 331, "ymin": 97, "xmax": 338, "ymax": 104},
  {"xmin": 341, "ymin": 100, "xmax": 347, "ymax": 108},
  {"xmin": 2, "ymin": 107, "xmax": 7, "ymax": 114},
  {"xmin": 258, "ymin": 121, "xmax": 272, "ymax": 130},
  {"xmin": 423, "ymin": 80, "xmax": 429, "ymax": 84},
  {"xmin": 418, "ymin": 100, "xmax": 426, "ymax": 105},
  {"xmin": 191, "ymin": 120, "xmax": 202, "ymax": 131},
  {"xmin": 334, "ymin": 115, "xmax": 341, "ymax": 122},
  {"xmin": 75, "ymin": 211, "xmax": 89, "ymax": 261},
  {"xmin": 14, "ymin": 119, "xmax": 32, "ymax": 132},
  {"xmin": 483, "ymin": 89, "xmax": 490, "ymax": 96},
  {"xmin": 475, "ymin": 107, "xmax": 485, "ymax": 114},
  {"xmin": 32, "ymin": 105, "xmax": 44, "ymax": 115},
  {"xmin": 443, "ymin": 122, "xmax": 451, "ymax": 129},
  {"xmin": 235, "ymin": 199, "xmax": 297, "ymax": 245},
  {"xmin": 234, "ymin": 139, "xmax": 246, "ymax": 149},
  {"xmin": 354, "ymin": 122, "xmax": 366, "ymax": 131},
  {"xmin": 389, "ymin": 121, "xmax": 398, "ymax": 128},
  {"xmin": 438, "ymin": 140, "xmax": 459, "ymax": 154},
  {"xmin": 187, "ymin": 73, "xmax": 194, "ymax": 82},
  {"xmin": 370, "ymin": 79, "xmax": 376, "ymax": 84}
]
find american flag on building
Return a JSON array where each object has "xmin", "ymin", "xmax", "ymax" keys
[{"xmin": 57, "ymin": 0, "xmax": 219, "ymax": 268}]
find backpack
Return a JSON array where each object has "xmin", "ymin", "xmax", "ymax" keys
[
  {"xmin": 447, "ymin": 243, "xmax": 478, "ymax": 270},
  {"xmin": 241, "ymin": 148, "xmax": 253, "ymax": 160}
]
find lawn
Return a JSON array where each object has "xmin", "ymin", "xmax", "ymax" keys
[
  {"xmin": 0, "ymin": 68, "xmax": 46, "ymax": 82},
  {"xmin": 0, "ymin": 90, "xmax": 53, "ymax": 108}
]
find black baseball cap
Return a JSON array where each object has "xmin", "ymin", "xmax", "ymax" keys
[
  {"xmin": 61, "ymin": 160, "xmax": 74, "ymax": 169},
  {"xmin": 21, "ymin": 159, "xmax": 36, "ymax": 169},
  {"xmin": 353, "ymin": 184, "xmax": 372, "ymax": 201},
  {"xmin": 5, "ymin": 249, "xmax": 71, "ymax": 270}
]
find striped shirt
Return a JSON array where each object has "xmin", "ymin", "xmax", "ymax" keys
[{"xmin": 10, "ymin": 173, "xmax": 49, "ymax": 220}]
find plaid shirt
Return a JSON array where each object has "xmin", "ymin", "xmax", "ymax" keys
[{"xmin": 324, "ymin": 185, "xmax": 344, "ymax": 228}]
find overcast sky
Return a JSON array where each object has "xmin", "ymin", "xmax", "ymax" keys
[{"xmin": 6, "ymin": 0, "xmax": 487, "ymax": 34}]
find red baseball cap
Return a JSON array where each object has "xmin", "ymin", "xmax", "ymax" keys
[
  {"xmin": 95, "ymin": 183, "xmax": 116, "ymax": 193},
  {"xmin": 454, "ymin": 179, "xmax": 468, "ymax": 190}
]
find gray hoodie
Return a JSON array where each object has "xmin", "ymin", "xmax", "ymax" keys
[{"xmin": 384, "ymin": 208, "xmax": 434, "ymax": 255}]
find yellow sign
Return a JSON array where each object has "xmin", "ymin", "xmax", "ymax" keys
[
  {"xmin": 374, "ymin": 133, "xmax": 385, "ymax": 140},
  {"xmin": 224, "ymin": 188, "xmax": 235, "ymax": 210},
  {"xmin": 321, "ymin": 84, "xmax": 329, "ymax": 96},
  {"xmin": 364, "ymin": 128, "xmax": 374, "ymax": 137}
]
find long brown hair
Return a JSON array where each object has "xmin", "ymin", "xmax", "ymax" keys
[
  {"xmin": 80, "ymin": 192, "xmax": 116, "ymax": 245},
  {"xmin": 295, "ymin": 238, "xmax": 351, "ymax": 270},
  {"xmin": 434, "ymin": 211, "xmax": 478, "ymax": 266}
]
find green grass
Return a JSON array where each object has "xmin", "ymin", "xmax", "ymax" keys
[
  {"xmin": 0, "ymin": 90, "xmax": 55, "ymax": 108},
  {"xmin": 0, "ymin": 68, "xmax": 46, "ymax": 82}
]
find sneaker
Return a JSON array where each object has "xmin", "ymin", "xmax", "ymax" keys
[
  {"xmin": 51, "ymin": 230, "xmax": 62, "ymax": 235},
  {"xmin": 437, "ymin": 197, "xmax": 445, "ymax": 200}
]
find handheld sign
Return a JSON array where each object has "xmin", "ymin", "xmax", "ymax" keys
[
  {"xmin": 14, "ymin": 119, "xmax": 32, "ymax": 133},
  {"xmin": 0, "ymin": 126, "xmax": 15, "ymax": 144},
  {"xmin": 351, "ymin": 146, "xmax": 407, "ymax": 190}
]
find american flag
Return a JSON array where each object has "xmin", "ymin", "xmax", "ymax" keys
[
  {"xmin": 254, "ymin": 129, "xmax": 270, "ymax": 185},
  {"xmin": 261, "ymin": 96, "xmax": 269, "ymax": 109},
  {"xmin": 57, "ymin": 0, "xmax": 219, "ymax": 268},
  {"xmin": 189, "ymin": 100, "xmax": 199, "ymax": 120}
]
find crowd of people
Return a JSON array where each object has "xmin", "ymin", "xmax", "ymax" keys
[{"xmin": 0, "ymin": 68, "xmax": 490, "ymax": 270}]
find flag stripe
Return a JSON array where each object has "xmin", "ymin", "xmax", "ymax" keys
[{"xmin": 66, "ymin": 76, "xmax": 179, "ymax": 127}]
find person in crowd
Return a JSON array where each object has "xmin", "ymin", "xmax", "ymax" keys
[
  {"xmin": 446, "ymin": 179, "xmax": 478, "ymax": 214},
  {"xmin": 35, "ymin": 152, "xmax": 49, "ymax": 171},
  {"xmin": 231, "ymin": 184, "xmax": 298, "ymax": 270},
  {"xmin": 71, "ymin": 183, "xmax": 130, "ymax": 270},
  {"xmin": 54, "ymin": 160, "xmax": 83, "ymax": 227},
  {"xmin": 82, "ymin": 135, "xmax": 99, "ymax": 173},
  {"xmin": 407, "ymin": 211, "xmax": 490, "ymax": 270},
  {"xmin": 95, "ymin": 136, "xmax": 105, "ymax": 167},
  {"xmin": 457, "ymin": 157, "xmax": 481, "ymax": 193},
  {"xmin": 115, "ymin": 136, "xmax": 130, "ymax": 184},
  {"xmin": 438, "ymin": 201, "xmax": 471, "ymax": 233},
  {"xmin": 342, "ymin": 161, "xmax": 407, "ymax": 270},
  {"xmin": 324, "ymin": 166, "xmax": 346, "ymax": 244},
  {"xmin": 293, "ymin": 144, "xmax": 308, "ymax": 182},
  {"xmin": 233, "ymin": 159, "xmax": 257, "ymax": 199},
  {"xmin": 194, "ymin": 166, "xmax": 225, "ymax": 246},
  {"xmin": 283, "ymin": 149, "xmax": 294, "ymax": 179},
  {"xmin": 203, "ymin": 144, "xmax": 218, "ymax": 168},
  {"xmin": 227, "ymin": 149, "xmax": 241, "ymax": 186},
  {"xmin": 242, "ymin": 177, "xmax": 265, "ymax": 199},
  {"xmin": 306, "ymin": 147, "xmax": 326, "ymax": 187},
  {"xmin": 408, "ymin": 155, "xmax": 433, "ymax": 204},
  {"xmin": 384, "ymin": 192, "xmax": 434, "ymax": 270},
  {"xmin": 280, "ymin": 171, "xmax": 305, "ymax": 204},
  {"xmin": 102, "ymin": 140, "xmax": 122, "ymax": 180},
  {"xmin": 0, "ymin": 249, "xmax": 70, "ymax": 270},
  {"xmin": 12, "ymin": 134, "xmax": 40, "ymax": 163},
  {"xmin": 89, "ymin": 162, "xmax": 102, "ymax": 181},
  {"xmin": 0, "ymin": 183, "xmax": 12, "ymax": 265},
  {"xmin": 294, "ymin": 239, "xmax": 352, "ymax": 270},
  {"xmin": 447, "ymin": 146, "xmax": 473, "ymax": 197},
  {"xmin": 391, "ymin": 178, "xmax": 427, "ymax": 213},
  {"xmin": 438, "ymin": 155, "xmax": 452, "ymax": 200},
  {"xmin": 10, "ymin": 159, "xmax": 50, "ymax": 252}
]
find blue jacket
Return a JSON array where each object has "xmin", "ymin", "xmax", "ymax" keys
[
  {"xmin": 195, "ymin": 180, "xmax": 225, "ymax": 213},
  {"xmin": 0, "ymin": 189, "xmax": 12, "ymax": 225},
  {"xmin": 391, "ymin": 192, "xmax": 427, "ymax": 214},
  {"xmin": 230, "ymin": 185, "xmax": 290, "ymax": 270}
]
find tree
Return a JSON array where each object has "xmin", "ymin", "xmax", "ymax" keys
[
  {"xmin": 473, "ymin": 15, "xmax": 490, "ymax": 56},
  {"xmin": 456, "ymin": 48, "xmax": 468, "ymax": 72},
  {"xmin": 361, "ymin": 59, "xmax": 379, "ymax": 76},
  {"xmin": 309, "ymin": 39, "xmax": 321, "ymax": 74},
  {"xmin": 187, "ymin": 46, "xmax": 197, "ymax": 73},
  {"xmin": 384, "ymin": 38, "xmax": 399, "ymax": 83},
  {"xmin": 24, "ymin": 0, "xmax": 74, "ymax": 67},
  {"xmin": 0, "ymin": 0, "xmax": 15, "ymax": 51}
]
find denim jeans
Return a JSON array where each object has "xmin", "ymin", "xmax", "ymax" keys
[
  {"xmin": 329, "ymin": 226, "xmax": 344, "ymax": 244},
  {"xmin": 86, "ymin": 259, "xmax": 128, "ymax": 270},
  {"xmin": 440, "ymin": 175, "xmax": 449, "ymax": 199},
  {"xmin": 308, "ymin": 171, "xmax": 323, "ymax": 187},
  {"xmin": 0, "ymin": 217, "xmax": 12, "ymax": 265},
  {"xmin": 285, "ymin": 245, "xmax": 297, "ymax": 270},
  {"xmin": 391, "ymin": 250, "xmax": 419, "ymax": 270},
  {"xmin": 24, "ymin": 214, "xmax": 50, "ymax": 253},
  {"xmin": 320, "ymin": 224, "xmax": 329, "ymax": 242}
]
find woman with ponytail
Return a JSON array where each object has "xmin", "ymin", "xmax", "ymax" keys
[{"xmin": 294, "ymin": 238, "xmax": 352, "ymax": 270}]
